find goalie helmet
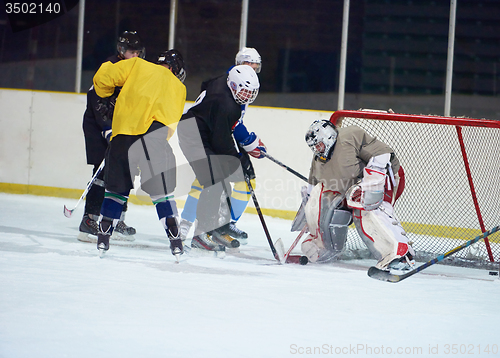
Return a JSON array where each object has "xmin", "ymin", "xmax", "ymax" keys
[
  {"xmin": 227, "ymin": 65, "xmax": 260, "ymax": 105},
  {"xmin": 235, "ymin": 47, "xmax": 262, "ymax": 73},
  {"xmin": 157, "ymin": 49, "xmax": 186, "ymax": 83},
  {"xmin": 305, "ymin": 120, "xmax": 338, "ymax": 163},
  {"xmin": 117, "ymin": 31, "xmax": 145, "ymax": 59}
]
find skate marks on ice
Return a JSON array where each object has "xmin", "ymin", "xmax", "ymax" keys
[{"xmin": 0, "ymin": 224, "xmax": 495, "ymax": 281}]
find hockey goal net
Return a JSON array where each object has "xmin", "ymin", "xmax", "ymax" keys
[{"xmin": 330, "ymin": 109, "xmax": 500, "ymax": 269}]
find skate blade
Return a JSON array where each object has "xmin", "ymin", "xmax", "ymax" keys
[
  {"xmin": 78, "ymin": 232, "xmax": 97, "ymax": 243},
  {"xmin": 111, "ymin": 232, "xmax": 135, "ymax": 242},
  {"xmin": 98, "ymin": 242, "xmax": 109, "ymax": 258},
  {"xmin": 189, "ymin": 247, "xmax": 225, "ymax": 259}
]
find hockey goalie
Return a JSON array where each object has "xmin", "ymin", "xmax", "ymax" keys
[{"xmin": 299, "ymin": 119, "xmax": 415, "ymax": 271}]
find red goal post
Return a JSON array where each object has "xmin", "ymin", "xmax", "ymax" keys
[{"xmin": 329, "ymin": 109, "xmax": 500, "ymax": 268}]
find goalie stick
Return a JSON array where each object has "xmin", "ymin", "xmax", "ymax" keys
[
  {"xmin": 262, "ymin": 152, "xmax": 308, "ymax": 182},
  {"xmin": 63, "ymin": 160, "xmax": 105, "ymax": 218},
  {"xmin": 368, "ymin": 225, "xmax": 500, "ymax": 283},
  {"xmin": 285, "ymin": 225, "xmax": 308, "ymax": 261}
]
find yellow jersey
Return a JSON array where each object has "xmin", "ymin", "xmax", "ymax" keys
[{"xmin": 93, "ymin": 57, "xmax": 186, "ymax": 140}]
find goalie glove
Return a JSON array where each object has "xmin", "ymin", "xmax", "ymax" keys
[
  {"xmin": 359, "ymin": 153, "xmax": 391, "ymax": 210},
  {"xmin": 347, "ymin": 153, "xmax": 391, "ymax": 211},
  {"xmin": 359, "ymin": 167, "xmax": 386, "ymax": 210}
]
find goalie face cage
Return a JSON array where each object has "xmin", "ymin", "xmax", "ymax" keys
[{"xmin": 330, "ymin": 110, "xmax": 500, "ymax": 270}]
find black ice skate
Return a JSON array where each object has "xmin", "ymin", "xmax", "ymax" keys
[
  {"xmin": 224, "ymin": 221, "xmax": 248, "ymax": 244},
  {"xmin": 112, "ymin": 220, "xmax": 136, "ymax": 241},
  {"xmin": 191, "ymin": 233, "xmax": 226, "ymax": 257},
  {"xmin": 97, "ymin": 219, "xmax": 113, "ymax": 257},
  {"xmin": 164, "ymin": 217, "xmax": 183, "ymax": 262},
  {"xmin": 78, "ymin": 214, "xmax": 99, "ymax": 243},
  {"xmin": 211, "ymin": 227, "xmax": 240, "ymax": 248}
]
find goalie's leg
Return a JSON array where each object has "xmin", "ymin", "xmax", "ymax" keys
[
  {"xmin": 352, "ymin": 201, "xmax": 414, "ymax": 270},
  {"xmin": 300, "ymin": 183, "xmax": 351, "ymax": 263}
]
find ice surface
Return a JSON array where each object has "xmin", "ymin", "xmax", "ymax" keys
[{"xmin": 0, "ymin": 193, "xmax": 499, "ymax": 358}]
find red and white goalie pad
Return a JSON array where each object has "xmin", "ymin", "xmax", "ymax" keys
[
  {"xmin": 352, "ymin": 201, "xmax": 414, "ymax": 270},
  {"xmin": 301, "ymin": 183, "xmax": 345, "ymax": 262}
]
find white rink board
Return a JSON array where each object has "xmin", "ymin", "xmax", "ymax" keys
[
  {"xmin": 0, "ymin": 89, "xmax": 330, "ymax": 212},
  {"xmin": 1, "ymin": 88, "xmax": 496, "ymax": 224}
]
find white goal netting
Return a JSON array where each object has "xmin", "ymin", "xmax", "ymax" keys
[{"xmin": 332, "ymin": 110, "xmax": 500, "ymax": 269}]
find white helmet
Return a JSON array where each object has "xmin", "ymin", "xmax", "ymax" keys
[
  {"xmin": 227, "ymin": 65, "xmax": 260, "ymax": 105},
  {"xmin": 235, "ymin": 47, "xmax": 262, "ymax": 73},
  {"xmin": 305, "ymin": 120, "xmax": 339, "ymax": 163}
]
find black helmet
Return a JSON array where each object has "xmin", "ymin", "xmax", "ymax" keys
[
  {"xmin": 156, "ymin": 49, "xmax": 186, "ymax": 83},
  {"xmin": 117, "ymin": 31, "xmax": 145, "ymax": 59}
]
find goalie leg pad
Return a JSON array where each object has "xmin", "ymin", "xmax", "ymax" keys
[
  {"xmin": 301, "ymin": 234, "xmax": 324, "ymax": 263},
  {"xmin": 320, "ymin": 207, "xmax": 352, "ymax": 260},
  {"xmin": 352, "ymin": 201, "xmax": 412, "ymax": 270},
  {"xmin": 303, "ymin": 183, "xmax": 349, "ymax": 262}
]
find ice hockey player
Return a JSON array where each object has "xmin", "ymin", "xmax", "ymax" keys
[
  {"xmin": 92, "ymin": 49, "xmax": 187, "ymax": 259},
  {"xmin": 178, "ymin": 47, "xmax": 265, "ymax": 245},
  {"xmin": 177, "ymin": 64, "xmax": 261, "ymax": 253},
  {"xmin": 79, "ymin": 31, "xmax": 145, "ymax": 242},
  {"xmin": 301, "ymin": 119, "xmax": 415, "ymax": 271}
]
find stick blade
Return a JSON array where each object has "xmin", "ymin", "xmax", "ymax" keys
[
  {"xmin": 63, "ymin": 205, "xmax": 74, "ymax": 218},
  {"xmin": 274, "ymin": 238, "xmax": 285, "ymax": 264},
  {"xmin": 367, "ymin": 266, "xmax": 402, "ymax": 283}
]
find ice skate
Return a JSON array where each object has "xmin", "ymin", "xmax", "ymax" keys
[
  {"xmin": 170, "ymin": 238, "xmax": 183, "ymax": 263},
  {"xmin": 78, "ymin": 214, "xmax": 99, "ymax": 243},
  {"xmin": 97, "ymin": 235, "xmax": 110, "ymax": 258},
  {"xmin": 97, "ymin": 219, "xmax": 113, "ymax": 257},
  {"xmin": 111, "ymin": 220, "xmax": 136, "ymax": 241},
  {"xmin": 179, "ymin": 219, "xmax": 193, "ymax": 242},
  {"xmin": 227, "ymin": 221, "xmax": 248, "ymax": 244},
  {"xmin": 387, "ymin": 252, "xmax": 416, "ymax": 273},
  {"xmin": 211, "ymin": 227, "xmax": 240, "ymax": 248},
  {"xmin": 191, "ymin": 233, "xmax": 226, "ymax": 258},
  {"xmin": 167, "ymin": 229, "xmax": 184, "ymax": 263}
]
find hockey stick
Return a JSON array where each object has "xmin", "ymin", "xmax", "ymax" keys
[
  {"xmin": 368, "ymin": 225, "xmax": 500, "ymax": 283},
  {"xmin": 285, "ymin": 225, "xmax": 308, "ymax": 260},
  {"xmin": 244, "ymin": 174, "xmax": 282, "ymax": 263},
  {"xmin": 262, "ymin": 152, "xmax": 308, "ymax": 182},
  {"xmin": 63, "ymin": 160, "xmax": 105, "ymax": 218}
]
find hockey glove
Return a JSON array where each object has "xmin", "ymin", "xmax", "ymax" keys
[
  {"xmin": 243, "ymin": 137, "xmax": 267, "ymax": 159},
  {"xmin": 101, "ymin": 129, "xmax": 112, "ymax": 143},
  {"xmin": 239, "ymin": 151, "xmax": 256, "ymax": 180},
  {"xmin": 95, "ymin": 93, "xmax": 117, "ymax": 122}
]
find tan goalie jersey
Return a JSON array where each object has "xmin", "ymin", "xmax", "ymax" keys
[{"xmin": 308, "ymin": 125, "xmax": 400, "ymax": 195}]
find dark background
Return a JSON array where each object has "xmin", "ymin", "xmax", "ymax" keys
[{"xmin": 1, "ymin": 0, "xmax": 499, "ymax": 111}]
